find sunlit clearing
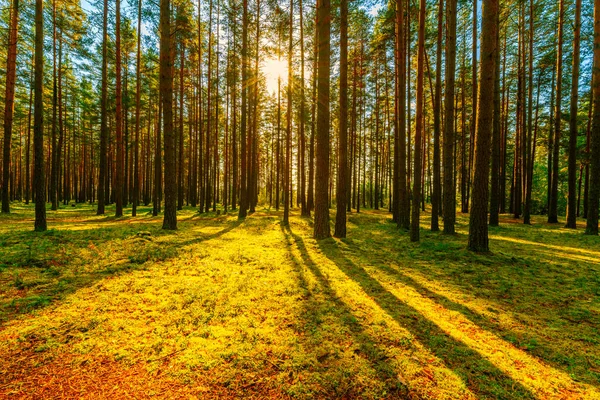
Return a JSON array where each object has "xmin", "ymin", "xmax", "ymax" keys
[{"xmin": 263, "ymin": 57, "xmax": 287, "ymax": 94}]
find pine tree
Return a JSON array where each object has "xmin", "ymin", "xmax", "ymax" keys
[{"xmin": 468, "ymin": 0, "xmax": 498, "ymax": 252}]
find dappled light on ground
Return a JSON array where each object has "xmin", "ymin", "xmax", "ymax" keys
[{"xmin": 1, "ymin": 204, "xmax": 599, "ymax": 398}]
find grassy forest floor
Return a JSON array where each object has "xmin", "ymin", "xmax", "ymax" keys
[{"xmin": 0, "ymin": 203, "xmax": 599, "ymax": 399}]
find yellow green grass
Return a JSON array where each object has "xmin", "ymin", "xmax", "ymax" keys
[{"xmin": 0, "ymin": 203, "xmax": 599, "ymax": 399}]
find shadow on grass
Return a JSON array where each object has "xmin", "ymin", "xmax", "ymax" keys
[
  {"xmin": 348, "ymin": 210, "xmax": 600, "ymax": 383},
  {"xmin": 0, "ymin": 215, "xmax": 243, "ymax": 326},
  {"xmin": 280, "ymin": 225, "xmax": 408, "ymax": 398},
  {"xmin": 314, "ymin": 236, "xmax": 536, "ymax": 400}
]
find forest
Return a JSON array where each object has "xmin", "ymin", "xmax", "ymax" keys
[{"xmin": 0, "ymin": 0, "xmax": 599, "ymax": 395}]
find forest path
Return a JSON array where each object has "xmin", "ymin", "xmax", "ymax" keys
[{"xmin": 0, "ymin": 204, "xmax": 599, "ymax": 399}]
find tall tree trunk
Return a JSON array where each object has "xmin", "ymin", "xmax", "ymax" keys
[
  {"xmin": 178, "ymin": 43, "xmax": 185, "ymax": 210},
  {"xmin": 410, "ymin": 0, "xmax": 425, "ymax": 242},
  {"xmin": 395, "ymin": 0, "xmax": 409, "ymax": 229},
  {"xmin": 205, "ymin": 0, "xmax": 213, "ymax": 214},
  {"xmin": 468, "ymin": 0, "xmax": 498, "ymax": 252},
  {"xmin": 276, "ymin": 25, "xmax": 281, "ymax": 211},
  {"xmin": 431, "ymin": 0, "xmax": 443, "ymax": 231},
  {"xmin": 313, "ymin": 0, "xmax": 331, "ymax": 239},
  {"xmin": 283, "ymin": 0, "xmax": 293, "ymax": 225},
  {"xmin": 334, "ymin": 0, "xmax": 348, "ymax": 237},
  {"xmin": 307, "ymin": 12, "xmax": 318, "ymax": 215},
  {"xmin": 238, "ymin": 0, "xmax": 248, "ymax": 219},
  {"xmin": 586, "ymin": 0, "xmax": 600, "ymax": 235},
  {"xmin": 583, "ymin": 83, "xmax": 592, "ymax": 218},
  {"xmin": 443, "ymin": 0, "xmax": 457, "ymax": 233},
  {"xmin": 161, "ymin": 0, "xmax": 176, "ymax": 229},
  {"xmin": 467, "ymin": 0, "xmax": 477, "ymax": 213},
  {"xmin": 25, "ymin": 58, "xmax": 33, "ymax": 205},
  {"xmin": 34, "ymin": 0, "xmax": 46, "ymax": 231},
  {"xmin": 566, "ymin": 0, "xmax": 581, "ymax": 228},
  {"xmin": 249, "ymin": 0, "xmax": 259, "ymax": 213},
  {"xmin": 231, "ymin": 10, "xmax": 238, "ymax": 210},
  {"xmin": 97, "ymin": 0, "xmax": 108, "ymax": 215},
  {"xmin": 523, "ymin": 0, "xmax": 535, "ymax": 225},
  {"xmin": 133, "ymin": 0, "xmax": 142, "ymax": 217},
  {"xmin": 1, "ymin": 0, "xmax": 18, "ymax": 213},
  {"xmin": 115, "ymin": 0, "xmax": 124, "ymax": 217},
  {"xmin": 548, "ymin": 0, "xmax": 564, "ymax": 223},
  {"xmin": 489, "ymin": 6, "xmax": 501, "ymax": 226},
  {"xmin": 299, "ymin": 0, "xmax": 308, "ymax": 217}
]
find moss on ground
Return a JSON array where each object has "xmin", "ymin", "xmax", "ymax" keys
[{"xmin": 0, "ymin": 203, "xmax": 598, "ymax": 399}]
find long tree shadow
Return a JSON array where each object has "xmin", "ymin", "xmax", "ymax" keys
[
  {"xmin": 280, "ymin": 225, "xmax": 409, "ymax": 398},
  {"xmin": 313, "ymin": 237, "xmax": 536, "ymax": 399},
  {"xmin": 0, "ymin": 215, "xmax": 243, "ymax": 326},
  {"xmin": 348, "ymin": 212, "xmax": 600, "ymax": 387},
  {"xmin": 365, "ymin": 258, "xmax": 600, "ymax": 388}
]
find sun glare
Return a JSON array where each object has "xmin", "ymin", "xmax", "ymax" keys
[{"xmin": 263, "ymin": 57, "xmax": 288, "ymax": 95}]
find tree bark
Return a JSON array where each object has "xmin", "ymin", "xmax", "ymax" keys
[
  {"xmin": 548, "ymin": 0, "xmax": 564, "ymax": 223},
  {"xmin": 431, "ymin": 0, "xmax": 443, "ymax": 231},
  {"xmin": 34, "ymin": 0, "xmax": 46, "ymax": 231},
  {"xmin": 586, "ymin": 0, "xmax": 600, "ymax": 235},
  {"xmin": 313, "ymin": 0, "xmax": 331, "ymax": 239},
  {"xmin": 1, "ymin": 0, "xmax": 19, "ymax": 213},
  {"xmin": 468, "ymin": 0, "xmax": 498, "ymax": 252},
  {"xmin": 566, "ymin": 0, "xmax": 582, "ymax": 228},
  {"xmin": 443, "ymin": 0, "xmax": 457, "ymax": 233},
  {"xmin": 334, "ymin": 0, "xmax": 348, "ymax": 237},
  {"xmin": 161, "ymin": 0, "xmax": 177, "ymax": 229},
  {"xmin": 410, "ymin": 0, "xmax": 426, "ymax": 242},
  {"xmin": 97, "ymin": 0, "xmax": 108, "ymax": 215},
  {"xmin": 115, "ymin": 0, "xmax": 124, "ymax": 217}
]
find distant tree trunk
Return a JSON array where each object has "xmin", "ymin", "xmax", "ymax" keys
[
  {"xmin": 161, "ymin": 0, "xmax": 176, "ymax": 229},
  {"xmin": 395, "ymin": 0, "xmax": 409, "ymax": 229},
  {"xmin": 197, "ymin": 1, "xmax": 204, "ymax": 211},
  {"xmin": 467, "ymin": 0, "xmax": 477, "ymax": 213},
  {"xmin": 307, "ymin": 12, "xmax": 318, "ymax": 216},
  {"xmin": 547, "ymin": 64, "xmax": 556, "ymax": 213},
  {"xmin": 410, "ymin": 0, "xmax": 425, "ymax": 242},
  {"xmin": 523, "ymin": 0, "xmax": 535, "ymax": 225},
  {"xmin": 334, "ymin": 0, "xmax": 348, "ymax": 237},
  {"xmin": 249, "ymin": 0, "xmax": 259, "ymax": 213},
  {"xmin": 178, "ymin": 43, "xmax": 185, "ymax": 211},
  {"xmin": 50, "ymin": 0, "xmax": 58, "ymax": 211},
  {"xmin": 238, "ymin": 0, "xmax": 248, "ymax": 219},
  {"xmin": 1, "ymin": 0, "xmax": 19, "ymax": 213},
  {"xmin": 132, "ymin": 0, "xmax": 142, "ymax": 217},
  {"xmin": 154, "ymin": 97, "xmax": 162, "ymax": 216},
  {"xmin": 586, "ymin": 0, "xmax": 600, "ymax": 235},
  {"xmin": 566, "ymin": 0, "xmax": 581, "ymax": 228},
  {"xmin": 283, "ymin": 0, "xmax": 293, "ymax": 225},
  {"xmin": 548, "ymin": 0, "xmax": 564, "ymax": 223},
  {"xmin": 313, "ymin": 0, "xmax": 331, "ymax": 239},
  {"xmin": 276, "ymin": 26, "xmax": 281, "ymax": 211},
  {"xmin": 468, "ymin": 0, "xmax": 498, "ymax": 252},
  {"xmin": 33, "ymin": 0, "xmax": 46, "ymax": 231},
  {"xmin": 583, "ymin": 85, "xmax": 592, "ymax": 218},
  {"xmin": 489, "ymin": 6, "xmax": 501, "ymax": 226},
  {"xmin": 299, "ymin": 0, "xmax": 308, "ymax": 217},
  {"xmin": 443, "ymin": 0, "xmax": 457, "ymax": 234},
  {"xmin": 431, "ymin": 0, "xmax": 443, "ymax": 231},
  {"xmin": 97, "ymin": 0, "xmax": 108, "ymax": 215},
  {"xmin": 25, "ymin": 58, "xmax": 33, "ymax": 205},
  {"xmin": 205, "ymin": 0, "xmax": 213, "ymax": 214},
  {"xmin": 115, "ymin": 0, "xmax": 124, "ymax": 217},
  {"xmin": 231, "ymin": 13, "xmax": 238, "ymax": 211}
]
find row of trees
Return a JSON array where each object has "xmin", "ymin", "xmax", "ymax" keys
[{"xmin": 0, "ymin": 0, "xmax": 599, "ymax": 250}]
